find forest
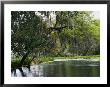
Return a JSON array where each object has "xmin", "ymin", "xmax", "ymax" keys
[{"xmin": 11, "ymin": 11, "xmax": 100, "ymax": 69}]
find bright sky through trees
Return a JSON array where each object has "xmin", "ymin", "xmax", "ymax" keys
[{"xmin": 92, "ymin": 11, "xmax": 100, "ymax": 19}]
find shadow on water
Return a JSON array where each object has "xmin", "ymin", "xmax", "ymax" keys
[{"xmin": 11, "ymin": 59, "xmax": 100, "ymax": 77}]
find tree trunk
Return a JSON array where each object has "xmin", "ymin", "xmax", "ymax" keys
[
  {"xmin": 19, "ymin": 51, "xmax": 29, "ymax": 67},
  {"xmin": 18, "ymin": 67, "xmax": 26, "ymax": 76}
]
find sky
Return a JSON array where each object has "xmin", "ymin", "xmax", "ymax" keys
[
  {"xmin": 92, "ymin": 11, "xmax": 100, "ymax": 19},
  {"xmin": 35, "ymin": 11, "xmax": 100, "ymax": 20}
]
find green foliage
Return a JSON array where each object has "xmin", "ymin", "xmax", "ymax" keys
[
  {"xmin": 11, "ymin": 11, "xmax": 52, "ymax": 66},
  {"xmin": 11, "ymin": 59, "xmax": 20, "ymax": 69},
  {"xmin": 59, "ymin": 12, "xmax": 100, "ymax": 56},
  {"xmin": 11, "ymin": 11, "xmax": 100, "ymax": 67}
]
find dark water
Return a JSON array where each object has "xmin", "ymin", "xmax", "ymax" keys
[{"xmin": 11, "ymin": 59, "xmax": 100, "ymax": 77}]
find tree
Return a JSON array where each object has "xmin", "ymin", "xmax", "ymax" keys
[
  {"xmin": 11, "ymin": 11, "xmax": 51, "ymax": 66},
  {"xmin": 36, "ymin": 11, "xmax": 100, "ymax": 56},
  {"xmin": 11, "ymin": 11, "xmax": 100, "ymax": 67},
  {"xmin": 59, "ymin": 11, "xmax": 100, "ymax": 56}
]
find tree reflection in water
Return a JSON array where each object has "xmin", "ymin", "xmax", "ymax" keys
[
  {"xmin": 11, "ymin": 60, "xmax": 100, "ymax": 77},
  {"xmin": 11, "ymin": 65, "xmax": 43, "ymax": 77}
]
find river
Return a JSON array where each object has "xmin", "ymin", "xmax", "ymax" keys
[{"xmin": 11, "ymin": 59, "xmax": 100, "ymax": 77}]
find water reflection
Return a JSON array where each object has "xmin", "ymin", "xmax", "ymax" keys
[
  {"xmin": 11, "ymin": 60, "xmax": 100, "ymax": 77},
  {"xmin": 11, "ymin": 65, "xmax": 44, "ymax": 77}
]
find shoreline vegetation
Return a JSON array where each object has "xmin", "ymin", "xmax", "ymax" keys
[{"xmin": 11, "ymin": 55, "xmax": 100, "ymax": 69}]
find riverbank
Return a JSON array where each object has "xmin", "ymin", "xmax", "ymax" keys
[{"xmin": 11, "ymin": 55, "xmax": 100, "ymax": 69}]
